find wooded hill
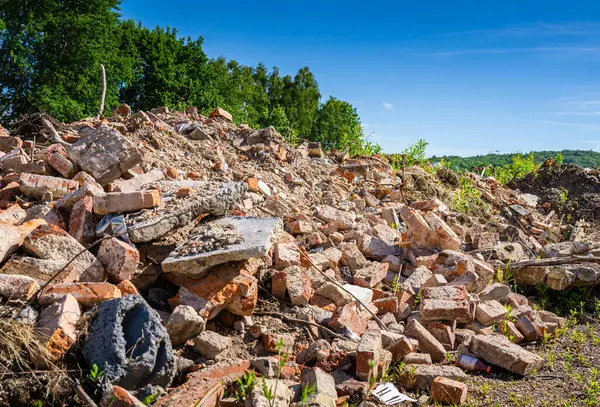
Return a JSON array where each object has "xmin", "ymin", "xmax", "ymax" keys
[{"xmin": 430, "ymin": 150, "xmax": 600, "ymax": 170}]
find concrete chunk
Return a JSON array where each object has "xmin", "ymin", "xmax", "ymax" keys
[
  {"xmin": 399, "ymin": 364, "xmax": 467, "ymax": 390},
  {"xmin": 162, "ymin": 217, "xmax": 280, "ymax": 280},
  {"xmin": 475, "ymin": 300, "xmax": 506, "ymax": 326},
  {"xmin": 19, "ymin": 173, "xmax": 79, "ymax": 199},
  {"xmin": 97, "ymin": 238, "xmax": 140, "ymax": 282},
  {"xmin": 68, "ymin": 125, "xmax": 142, "ymax": 185},
  {"xmin": 430, "ymin": 377, "xmax": 468, "ymax": 405},
  {"xmin": 405, "ymin": 319, "xmax": 446, "ymax": 362},
  {"xmin": 0, "ymin": 274, "xmax": 39, "ymax": 301}
]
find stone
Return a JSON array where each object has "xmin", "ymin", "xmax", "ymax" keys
[
  {"xmin": 399, "ymin": 364, "xmax": 466, "ymax": 390},
  {"xmin": 386, "ymin": 336, "xmax": 418, "ymax": 361},
  {"xmin": 169, "ymin": 260, "xmax": 259, "ymax": 319},
  {"xmin": 0, "ymin": 204, "xmax": 27, "ymax": 225},
  {"xmin": 339, "ymin": 242, "xmax": 368, "ymax": 271},
  {"xmin": 32, "ymin": 294, "xmax": 80, "ymax": 367},
  {"xmin": 469, "ymin": 334, "xmax": 543, "ymax": 375},
  {"xmin": 371, "ymin": 223, "xmax": 400, "ymax": 246},
  {"xmin": 515, "ymin": 266, "xmax": 549, "ymax": 286},
  {"xmin": 383, "ymin": 255, "xmax": 402, "ymax": 272},
  {"xmin": 82, "ymin": 295, "xmax": 176, "ymax": 394},
  {"xmin": 475, "ymin": 300, "xmax": 506, "ymax": 326},
  {"xmin": 285, "ymin": 266, "xmax": 313, "ymax": 306},
  {"xmin": 93, "ymin": 190, "xmax": 161, "ymax": 215},
  {"xmin": 537, "ymin": 310, "xmax": 567, "ymax": 327},
  {"xmin": 322, "ymin": 247, "xmax": 342, "ymax": 269},
  {"xmin": 316, "ymin": 205, "xmax": 356, "ymax": 230},
  {"xmin": 23, "ymin": 222, "xmax": 105, "ymax": 282},
  {"xmin": 315, "ymin": 282, "xmax": 353, "ymax": 307},
  {"xmin": 263, "ymin": 333, "xmax": 295, "ymax": 353},
  {"xmin": 420, "ymin": 299, "xmax": 472, "ymax": 323},
  {"xmin": 546, "ymin": 266, "xmax": 576, "ymax": 290},
  {"xmin": 68, "ymin": 125, "xmax": 142, "ymax": 185},
  {"xmin": 427, "ymin": 322, "xmax": 456, "ymax": 350},
  {"xmin": 0, "ymin": 220, "xmax": 43, "ymax": 263},
  {"xmin": 353, "ymin": 262, "xmax": 389, "ymax": 288},
  {"xmin": 97, "ymin": 238, "xmax": 140, "ymax": 282},
  {"xmin": 356, "ymin": 329, "xmax": 382, "ymax": 381},
  {"xmin": 308, "ymin": 252, "xmax": 330, "ymax": 271},
  {"xmin": 39, "ymin": 282, "xmax": 121, "ymax": 307},
  {"xmin": 0, "ymin": 136, "xmax": 22, "ymax": 152},
  {"xmin": 116, "ymin": 280, "xmax": 140, "ymax": 297},
  {"xmin": 358, "ymin": 233, "xmax": 400, "ymax": 260},
  {"xmin": 403, "ymin": 352, "xmax": 432, "ymax": 365},
  {"xmin": 162, "ymin": 217, "xmax": 280, "ymax": 281},
  {"xmin": 0, "ymin": 274, "xmax": 40, "ymax": 301},
  {"xmin": 301, "ymin": 367, "xmax": 337, "ymax": 407},
  {"xmin": 401, "ymin": 266, "xmax": 433, "ymax": 296},
  {"xmin": 430, "ymin": 377, "xmax": 468, "ymax": 406},
  {"xmin": 329, "ymin": 302, "xmax": 368, "ymax": 335},
  {"xmin": 166, "ymin": 305, "xmax": 206, "ymax": 346},
  {"xmin": 19, "ymin": 173, "xmax": 79, "ymax": 199},
  {"xmin": 209, "ymin": 107, "xmax": 232, "ymax": 121},
  {"xmin": 69, "ymin": 196, "xmax": 95, "ymax": 244},
  {"xmin": 424, "ymin": 211, "xmax": 461, "ymax": 250},
  {"xmin": 193, "ymin": 330, "xmax": 231, "ymax": 359},
  {"xmin": 539, "ymin": 241, "xmax": 591, "ymax": 258},
  {"xmin": 405, "ymin": 319, "xmax": 446, "ymax": 362}
]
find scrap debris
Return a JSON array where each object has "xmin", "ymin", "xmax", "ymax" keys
[{"xmin": 0, "ymin": 106, "xmax": 598, "ymax": 406}]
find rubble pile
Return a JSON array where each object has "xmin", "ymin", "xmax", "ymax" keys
[{"xmin": 0, "ymin": 106, "xmax": 597, "ymax": 407}]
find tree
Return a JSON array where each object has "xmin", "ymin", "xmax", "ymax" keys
[{"xmin": 312, "ymin": 97, "xmax": 364, "ymax": 155}]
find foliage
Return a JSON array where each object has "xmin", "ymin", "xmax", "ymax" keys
[
  {"xmin": 452, "ymin": 176, "xmax": 488, "ymax": 215},
  {"xmin": 141, "ymin": 393, "xmax": 160, "ymax": 405},
  {"xmin": 387, "ymin": 139, "xmax": 429, "ymax": 170},
  {"xmin": 234, "ymin": 370, "xmax": 256, "ymax": 403},
  {"xmin": 300, "ymin": 383, "xmax": 316, "ymax": 406},
  {"xmin": 431, "ymin": 149, "xmax": 600, "ymax": 171},
  {"xmin": 0, "ymin": 0, "xmax": 367, "ymax": 155},
  {"xmin": 492, "ymin": 152, "xmax": 540, "ymax": 184},
  {"xmin": 86, "ymin": 364, "xmax": 104, "ymax": 383}
]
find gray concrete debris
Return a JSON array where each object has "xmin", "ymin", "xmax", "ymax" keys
[
  {"xmin": 82, "ymin": 295, "xmax": 176, "ymax": 394},
  {"xmin": 68, "ymin": 125, "xmax": 143, "ymax": 185},
  {"xmin": 165, "ymin": 305, "xmax": 206, "ymax": 346},
  {"xmin": 127, "ymin": 181, "xmax": 247, "ymax": 242},
  {"xmin": 162, "ymin": 217, "xmax": 280, "ymax": 280}
]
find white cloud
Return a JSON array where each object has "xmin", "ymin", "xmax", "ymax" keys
[{"xmin": 382, "ymin": 102, "xmax": 393, "ymax": 109}]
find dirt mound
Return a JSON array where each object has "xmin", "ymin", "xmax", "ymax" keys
[{"xmin": 513, "ymin": 163, "xmax": 600, "ymax": 223}]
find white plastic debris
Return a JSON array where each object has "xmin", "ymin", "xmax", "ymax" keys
[{"xmin": 372, "ymin": 382, "xmax": 416, "ymax": 405}]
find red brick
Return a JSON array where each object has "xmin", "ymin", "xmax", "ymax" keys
[
  {"xmin": 46, "ymin": 152, "xmax": 77, "ymax": 178},
  {"xmin": 356, "ymin": 329, "xmax": 381, "ymax": 381},
  {"xmin": 285, "ymin": 220, "xmax": 313, "ymax": 235},
  {"xmin": 93, "ymin": 190, "xmax": 161, "ymax": 215},
  {"xmin": 430, "ymin": 377, "xmax": 468, "ymax": 405},
  {"xmin": 329, "ymin": 302, "xmax": 367, "ymax": 335},
  {"xmin": 69, "ymin": 196, "xmax": 94, "ymax": 244},
  {"xmin": 273, "ymin": 243, "xmax": 301, "ymax": 269},
  {"xmin": 97, "ymin": 238, "xmax": 139, "ymax": 282},
  {"xmin": 101, "ymin": 386, "xmax": 143, "ymax": 407},
  {"xmin": 39, "ymin": 282, "xmax": 121, "ymax": 308},
  {"xmin": 0, "ymin": 136, "xmax": 22, "ymax": 153},
  {"xmin": 19, "ymin": 173, "xmax": 79, "ymax": 199},
  {"xmin": 353, "ymin": 262, "xmax": 389, "ymax": 288},
  {"xmin": 0, "ymin": 204, "xmax": 26, "ymax": 225},
  {"xmin": 209, "ymin": 107, "xmax": 233, "ymax": 122}
]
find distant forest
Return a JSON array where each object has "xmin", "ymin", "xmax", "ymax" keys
[{"xmin": 430, "ymin": 150, "xmax": 600, "ymax": 170}]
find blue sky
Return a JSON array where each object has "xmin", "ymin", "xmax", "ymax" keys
[{"xmin": 119, "ymin": 0, "xmax": 600, "ymax": 156}]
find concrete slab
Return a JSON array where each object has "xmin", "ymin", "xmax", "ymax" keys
[{"xmin": 162, "ymin": 217, "xmax": 281, "ymax": 280}]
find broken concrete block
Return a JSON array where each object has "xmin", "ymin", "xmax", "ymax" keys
[
  {"xmin": 32, "ymin": 294, "xmax": 80, "ymax": 367},
  {"xmin": 316, "ymin": 205, "xmax": 356, "ymax": 230},
  {"xmin": 353, "ymin": 262, "xmax": 389, "ymax": 288},
  {"xmin": 301, "ymin": 367, "xmax": 337, "ymax": 407},
  {"xmin": 23, "ymin": 222, "xmax": 105, "ymax": 282},
  {"xmin": 356, "ymin": 329, "xmax": 382, "ymax": 381},
  {"xmin": 329, "ymin": 302, "xmax": 368, "ymax": 336},
  {"xmin": 475, "ymin": 300, "xmax": 506, "ymax": 326},
  {"xmin": 68, "ymin": 125, "xmax": 142, "ymax": 185},
  {"xmin": 399, "ymin": 364, "xmax": 466, "ymax": 390},
  {"xmin": 0, "ymin": 219, "xmax": 44, "ymax": 263},
  {"xmin": 97, "ymin": 238, "xmax": 140, "ymax": 282},
  {"xmin": 0, "ymin": 274, "xmax": 40, "ymax": 301},
  {"xmin": 285, "ymin": 266, "xmax": 313, "ymax": 306},
  {"xmin": 405, "ymin": 319, "xmax": 446, "ymax": 362},
  {"xmin": 82, "ymin": 295, "xmax": 176, "ymax": 394},
  {"xmin": 470, "ymin": 334, "xmax": 543, "ymax": 375},
  {"xmin": 427, "ymin": 322, "xmax": 456, "ymax": 350},
  {"xmin": 169, "ymin": 261, "xmax": 259, "ymax": 319},
  {"xmin": 322, "ymin": 247, "xmax": 342, "ymax": 269},
  {"xmin": 358, "ymin": 233, "xmax": 400, "ymax": 260},
  {"xmin": 166, "ymin": 305, "xmax": 206, "ymax": 346},
  {"xmin": 315, "ymin": 282, "xmax": 353, "ymax": 306},
  {"xmin": 19, "ymin": 173, "xmax": 79, "ymax": 199},
  {"xmin": 93, "ymin": 190, "xmax": 161, "ymax": 215},
  {"xmin": 420, "ymin": 299, "xmax": 472, "ymax": 323},
  {"xmin": 162, "ymin": 217, "xmax": 280, "ymax": 281},
  {"xmin": 430, "ymin": 377, "xmax": 468, "ymax": 405},
  {"xmin": 193, "ymin": 330, "xmax": 231, "ymax": 359},
  {"xmin": 39, "ymin": 282, "xmax": 121, "ymax": 308}
]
